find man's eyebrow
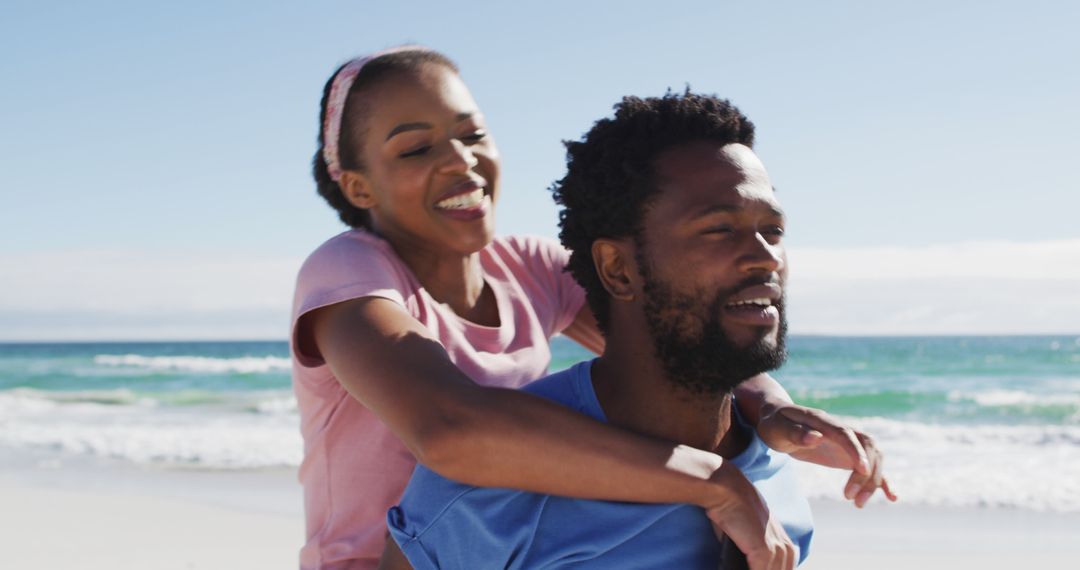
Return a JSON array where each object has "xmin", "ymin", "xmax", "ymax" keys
[
  {"xmin": 689, "ymin": 204, "xmax": 740, "ymax": 219},
  {"xmin": 688, "ymin": 203, "xmax": 786, "ymax": 219}
]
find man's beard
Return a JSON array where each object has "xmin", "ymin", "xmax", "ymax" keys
[{"xmin": 639, "ymin": 257, "xmax": 788, "ymax": 397}]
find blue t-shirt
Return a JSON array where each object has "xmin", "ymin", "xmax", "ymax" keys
[{"xmin": 388, "ymin": 360, "xmax": 814, "ymax": 569}]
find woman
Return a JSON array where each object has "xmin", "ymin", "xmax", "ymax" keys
[{"xmin": 293, "ymin": 46, "xmax": 893, "ymax": 570}]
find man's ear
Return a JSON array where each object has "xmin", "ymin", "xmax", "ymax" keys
[
  {"xmin": 591, "ymin": 238, "xmax": 637, "ymax": 302},
  {"xmin": 338, "ymin": 170, "xmax": 377, "ymax": 209}
]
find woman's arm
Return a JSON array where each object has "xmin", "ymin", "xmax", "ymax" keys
[
  {"xmin": 303, "ymin": 296, "xmax": 794, "ymax": 565},
  {"xmin": 561, "ymin": 305, "xmax": 894, "ymax": 506}
]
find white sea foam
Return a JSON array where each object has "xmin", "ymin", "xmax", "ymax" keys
[
  {"xmin": 947, "ymin": 389, "xmax": 1080, "ymax": 408},
  {"xmin": 4, "ymin": 390, "xmax": 1080, "ymax": 511},
  {"xmin": 94, "ymin": 354, "xmax": 291, "ymax": 374},
  {"xmin": 250, "ymin": 396, "xmax": 298, "ymax": 415},
  {"xmin": 795, "ymin": 416, "xmax": 1080, "ymax": 513},
  {"xmin": 0, "ymin": 391, "xmax": 301, "ymax": 468}
]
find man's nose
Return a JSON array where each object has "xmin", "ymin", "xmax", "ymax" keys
[{"xmin": 737, "ymin": 232, "xmax": 784, "ymax": 274}]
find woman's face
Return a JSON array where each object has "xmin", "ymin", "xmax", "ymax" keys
[{"xmin": 347, "ymin": 63, "xmax": 500, "ymax": 256}]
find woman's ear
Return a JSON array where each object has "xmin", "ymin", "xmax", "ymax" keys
[
  {"xmin": 338, "ymin": 170, "xmax": 377, "ymax": 209},
  {"xmin": 591, "ymin": 238, "xmax": 637, "ymax": 302}
]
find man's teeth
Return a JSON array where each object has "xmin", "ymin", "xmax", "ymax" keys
[
  {"xmin": 727, "ymin": 298, "xmax": 773, "ymax": 308},
  {"xmin": 436, "ymin": 189, "xmax": 484, "ymax": 210}
]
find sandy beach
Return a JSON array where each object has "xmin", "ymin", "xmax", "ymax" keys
[
  {"xmin": 0, "ymin": 452, "xmax": 304, "ymax": 569},
  {"xmin": 0, "ymin": 478, "xmax": 302, "ymax": 569},
  {"xmin": 2, "ymin": 454, "xmax": 1078, "ymax": 570},
  {"xmin": 805, "ymin": 500, "xmax": 1080, "ymax": 569}
]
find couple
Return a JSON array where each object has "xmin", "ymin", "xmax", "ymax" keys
[{"xmin": 291, "ymin": 46, "xmax": 894, "ymax": 570}]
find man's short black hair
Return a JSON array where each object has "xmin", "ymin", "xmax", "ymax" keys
[{"xmin": 550, "ymin": 90, "xmax": 756, "ymax": 334}]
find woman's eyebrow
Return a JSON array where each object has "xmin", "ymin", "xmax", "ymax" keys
[
  {"xmin": 385, "ymin": 122, "xmax": 432, "ymax": 141},
  {"xmin": 384, "ymin": 113, "xmax": 478, "ymax": 141}
]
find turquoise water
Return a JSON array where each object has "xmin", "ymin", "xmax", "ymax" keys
[
  {"xmin": 3, "ymin": 336, "xmax": 1077, "ymax": 424},
  {"xmin": 2, "ymin": 336, "xmax": 1078, "ymax": 510},
  {"xmin": 4, "ymin": 336, "xmax": 1077, "ymax": 425},
  {"xmin": 556, "ymin": 335, "xmax": 1080, "ymax": 426}
]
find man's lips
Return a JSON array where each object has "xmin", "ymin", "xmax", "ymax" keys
[{"xmin": 723, "ymin": 283, "xmax": 782, "ymax": 326}]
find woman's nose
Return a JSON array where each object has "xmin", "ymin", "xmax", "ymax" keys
[{"xmin": 440, "ymin": 139, "xmax": 478, "ymax": 173}]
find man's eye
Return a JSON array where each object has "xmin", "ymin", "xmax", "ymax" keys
[
  {"xmin": 399, "ymin": 145, "xmax": 431, "ymax": 158},
  {"xmin": 461, "ymin": 131, "xmax": 487, "ymax": 143},
  {"xmin": 704, "ymin": 226, "xmax": 734, "ymax": 235},
  {"xmin": 763, "ymin": 225, "xmax": 785, "ymax": 237}
]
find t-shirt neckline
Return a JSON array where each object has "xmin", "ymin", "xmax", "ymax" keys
[{"xmin": 574, "ymin": 358, "xmax": 765, "ymax": 469}]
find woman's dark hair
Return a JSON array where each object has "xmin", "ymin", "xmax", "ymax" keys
[
  {"xmin": 313, "ymin": 49, "xmax": 459, "ymax": 228},
  {"xmin": 550, "ymin": 89, "xmax": 756, "ymax": 334}
]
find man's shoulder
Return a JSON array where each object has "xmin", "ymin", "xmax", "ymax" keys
[
  {"xmin": 516, "ymin": 362, "xmax": 596, "ymax": 416},
  {"xmin": 392, "ymin": 360, "xmax": 596, "ymax": 517},
  {"xmin": 387, "ymin": 361, "xmax": 600, "ymax": 566}
]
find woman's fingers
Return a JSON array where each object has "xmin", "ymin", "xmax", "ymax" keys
[
  {"xmin": 778, "ymin": 406, "xmax": 870, "ymax": 474},
  {"xmin": 841, "ymin": 432, "xmax": 897, "ymax": 507},
  {"xmin": 881, "ymin": 478, "xmax": 899, "ymax": 502}
]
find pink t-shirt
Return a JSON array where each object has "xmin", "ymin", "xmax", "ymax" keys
[{"xmin": 290, "ymin": 229, "xmax": 585, "ymax": 570}]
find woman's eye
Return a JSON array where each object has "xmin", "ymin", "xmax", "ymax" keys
[{"xmin": 399, "ymin": 145, "xmax": 432, "ymax": 158}]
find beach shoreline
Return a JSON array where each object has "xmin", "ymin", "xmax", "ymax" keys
[{"xmin": 2, "ymin": 456, "xmax": 1079, "ymax": 569}]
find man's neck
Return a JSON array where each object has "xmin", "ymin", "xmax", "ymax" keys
[{"xmin": 590, "ymin": 337, "xmax": 749, "ymax": 459}]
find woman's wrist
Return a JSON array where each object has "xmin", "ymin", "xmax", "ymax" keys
[
  {"xmin": 733, "ymin": 373, "xmax": 794, "ymax": 427},
  {"xmin": 699, "ymin": 459, "xmax": 758, "ymax": 512},
  {"xmin": 668, "ymin": 445, "xmax": 747, "ymax": 512}
]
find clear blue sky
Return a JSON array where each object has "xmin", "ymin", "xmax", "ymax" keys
[{"xmin": 2, "ymin": 1, "xmax": 1078, "ymax": 339}]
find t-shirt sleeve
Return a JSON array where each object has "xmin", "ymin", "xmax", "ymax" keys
[
  {"xmin": 387, "ymin": 468, "xmax": 543, "ymax": 570},
  {"xmin": 502, "ymin": 235, "xmax": 587, "ymax": 337},
  {"xmin": 290, "ymin": 232, "xmax": 412, "ymax": 368}
]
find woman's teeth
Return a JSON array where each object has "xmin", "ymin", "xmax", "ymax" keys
[{"xmin": 436, "ymin": 189, "xmax": 485, "ymax": 210}]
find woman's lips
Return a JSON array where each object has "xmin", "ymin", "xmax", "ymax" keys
[
  {"xmin": 434, "ymin": 192, "xmax": 491, "ymax": 221},
  {"xmin": 433, "ymin": 176, "xmax": 491, "ymax": 221},
  {"xmin": 435, "ymin": 187, "xmax": 485, "ymax": 210}
]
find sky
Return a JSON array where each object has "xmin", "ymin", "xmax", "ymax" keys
[{"xmin": 1, "ymin": 0, "xmax": 1078, "ymax": 340}]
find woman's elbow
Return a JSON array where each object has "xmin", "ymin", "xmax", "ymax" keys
[{"xmin": 407, "ymin": 397, "xmax": 488, "ymax": 480}]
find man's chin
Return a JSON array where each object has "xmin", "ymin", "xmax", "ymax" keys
[{"xmin": 723, "ymin": 323, "xmax": 779, "ymax": 351}]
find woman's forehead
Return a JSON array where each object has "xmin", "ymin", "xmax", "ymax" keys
[{"xmin": 359, "ymin": 65, "xmax": 479, "ymax": 127}]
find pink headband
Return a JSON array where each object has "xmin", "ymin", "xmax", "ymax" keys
[{"xmin": 322, "ymin": 45, "xmax": 425, "ymax": 182}]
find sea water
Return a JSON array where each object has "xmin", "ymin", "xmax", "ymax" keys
[{"xmin": 1, "ymin": 336, "xmax": 1077, "ymax": 511}]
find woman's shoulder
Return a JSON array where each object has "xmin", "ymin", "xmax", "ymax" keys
[
  {"xmin": 300, "ymin": 229, "xmax": 398, "ymax": 273},
  {"xmin": 486, "ymin": 234, "xmax": 569, "ymax": 266},
  {"xmin": 295, "ymin": 228, "xmax": 414, "ymax": 301},
  {"xmin": 306, "ymin": 228, "xmax": 392, "ymax": 258}
]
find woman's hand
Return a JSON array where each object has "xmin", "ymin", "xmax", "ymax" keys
[
  {"xmin": 756, "ymin": 403, "xmax": 898, "ymax": 508},
  {"xmin": 703, "ymin": 462, "xmax": 798, "ymax": 570}
]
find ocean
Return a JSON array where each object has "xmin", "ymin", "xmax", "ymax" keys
[{"xmin": 1, "ymin": 336, "xmax": 1077, "ymax": 512}]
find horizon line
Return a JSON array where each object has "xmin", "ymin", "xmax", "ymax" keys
[{"xmin": 2, "ymin": 332, "xmax": 1078, "ymax": 345}]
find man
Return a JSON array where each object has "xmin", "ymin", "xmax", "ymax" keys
[{"xmin": 387, "ymin": 91, "xmax": 815, "ymax": 568}]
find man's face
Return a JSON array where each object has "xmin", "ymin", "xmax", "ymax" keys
[{"xmin": 636, "ymin": 142, "xmax": 788, "ymax": 395}]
